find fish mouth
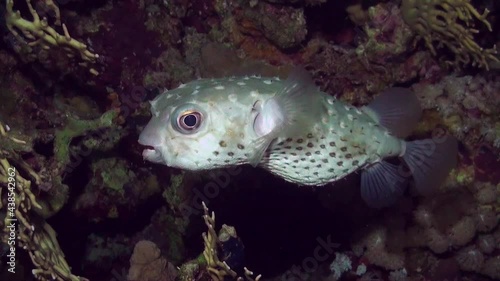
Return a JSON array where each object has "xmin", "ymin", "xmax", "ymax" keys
[
  {"xmin": 141, "ymin": 145, "xmax": 165, "ymax": 164},
  {"xmin": 141, "ymin": 144, "xmax": 155, "ymax": 151}
]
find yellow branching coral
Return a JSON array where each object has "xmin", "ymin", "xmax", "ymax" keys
[
  {"xmin": 4, "ymin": 0, "xmax": 99, "ymax": 74},
  {"xmin": 202, "ymin": 202, "xmax": 262, "ymax": 281},
  {"xmin": 401, "ymin": 0, "xmax": 498, "ymax": 69},
  {"xmin": 0, "ymin": 122, "xmax": 86, "ymax": 281}
]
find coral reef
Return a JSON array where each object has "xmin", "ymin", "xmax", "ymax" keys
[
  {"xmin": 201, "ymin": 202, "xmax": 261, "ymax": 281},
  {"xmin": 0, "ymin": 0, "xmax": 499, "ymax": 280},
  {"xmin": 401, "ymin": 0, "xmax": 499, "ymax": 69},
  {"xmin": 412, "ymin": 74, "xmax": 500, "ymax": 148},
  {"xmin": 0, "ymin": 123, "xmax": 84, "ymax": 281},
  {"xmin": 5, "ymin": 0, "xmax": 99, "ymax": 74},
  {"xmin": 127, "ymin": 240, "xmax": 177, "ymax": 281}
]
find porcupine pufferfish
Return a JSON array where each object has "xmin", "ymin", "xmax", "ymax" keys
[{"xmin": 138, "ymin": 68, "xmax": 458, "ymax": 207}]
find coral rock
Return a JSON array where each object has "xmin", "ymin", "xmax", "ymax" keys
[
  {"xmin": 474, "ymin": 208, "xmax": 498, "ymax": 232},
  {"xmin": 127, "ymin": 240, "xmax": 176, "ymax": 281},
  {"xmin": 448, "ymin": 216, "xmax": 476, "ymax": 246},
  {"xmin": 476, "ymin": 234, "xmax": 496, "ymax": 254},
  {"xmin": 455, "ymin": 246, "xmax": 484, "ymax": 272}
]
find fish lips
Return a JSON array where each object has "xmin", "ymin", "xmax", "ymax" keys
[
  {"xmin": 141, "ymin": 146, "xmax": 165, "ymax": 164},
  {"xmin": 138, "ymin": 134, "xmax": 166, "ymax": 164}
]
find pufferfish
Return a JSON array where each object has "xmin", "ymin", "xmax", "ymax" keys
[{"xmin": 138, "ymin": 68, "xmax": 457, "ymax": 207}]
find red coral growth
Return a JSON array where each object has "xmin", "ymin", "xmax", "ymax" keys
[{"xmin": 473, "ymin": 144, "xmax": 500, "ymax": 184}]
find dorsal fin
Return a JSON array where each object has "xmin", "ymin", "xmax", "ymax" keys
[{"xmin": 362, "ymin": 87, "xmax": 422, "ymax": 138}]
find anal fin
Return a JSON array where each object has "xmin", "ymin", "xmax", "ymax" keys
[{"xmin": 361, "ymin": 161, "xmax": 408, "ymax": 208}]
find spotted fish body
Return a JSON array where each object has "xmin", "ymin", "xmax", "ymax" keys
[
  {"xmin": 139, "ymin": 69, "xmax": 457, "ymax": 207},
  {"xmin": 260, "ymin": 97, "xmax": 402, "ymax": 186}
]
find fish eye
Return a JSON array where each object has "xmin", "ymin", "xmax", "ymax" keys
[
  {"xmin": 177, "ymin": 111, "xmax": 203, "ymax": 132},
  {"xmin": 171, "ymin": 103, "xmax": 206, "ymax": 134}
]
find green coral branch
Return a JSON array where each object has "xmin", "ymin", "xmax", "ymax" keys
[{"xmin": 54, "ymin": 110, "xmax": 117, "ymax": 166}]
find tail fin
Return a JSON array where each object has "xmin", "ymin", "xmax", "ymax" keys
[{"xmin": 402, "ymin": 135, "xmax": 458, "ymax": 195}]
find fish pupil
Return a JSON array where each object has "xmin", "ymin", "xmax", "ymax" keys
[{"xmin": 183, "ymin": 114, "xmax": 197, "ymax": 127}]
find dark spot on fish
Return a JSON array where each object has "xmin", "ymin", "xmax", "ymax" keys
[
  {"xmin": 313, "ymin": 172, "xmax": 319, "ymax": 176},
  {"xmin": 307, "ymin": 143, "xmax": 314, "ymax": 148},
  {"xmin": 353, "ymin": 160, "xmax": 359, "ymax": 165},
  {"xmin": 224, "ymin": 160, "xmax": 230, "ymax": 163},
  {"xmin": 281, "ymin": 151, "xmax": 287, "ymax": 154},
  {"xmin": 310, "ymin": 159, "xmax": 316, "ymax": 163},
  {"xmin": 316, "ymin": 164, "xmax": 322, "ymax": 168},
  {"xmin": 304, "ymin": 167, "xmax": 310, "ymax": 170},
  {"xmin": 219, "ymin": 141, "xmax": 227, "ymax": 147},
  {"xmin": 306, "ymin": 152, "xmax": 311, "ymax": 156},
  {"xmin": 292, "ymin": 165, "xmax": 296, "ymax": 168},
  {"xmin": 286, "ymin": 138, "xmax": 293, "ymax": 142},
  {"xmin": 340, "ymin": 137, "xmax": 347, "ymax": 142},
  {"xmin": 213, "ymin": 151, "xmax": 219, "ymax": 156},
  {"xmin": 297, "ymin": 139, "xmax": 304, "ymax": 143},
  {"xmin": 307, "ymin": 133, "xmax": 313, "ymax": 138},
  {"xmin": 296, "ymin": 147, "xmax": 303, "ymax": 150},
  {"xmin": 275, "ymin": 148, "xmax": 281, "ymax": 151},
  {"xmin": 322, "ymin": 159, "xmax": 328, "ymax": 163},
  {"xmin": 301, "ymin": 158, "xmax": 306, "ymax": 161},
  {"xmin": 237, "ymin": 144, "xmax": 245, "ymax": 149},
  {"xmin": 284, "ymin": 157, "xmax": 289, "ymax": 160},
  {"xmin": 329, "ymin": 152, "xmax": 336, "ymax": 157},
  {"xmin": 328, "ymin": 168, "xmax": 334, "ymax": 172},
  {"xmin": 291, "ymin": 152, "xmax": 297, "ymax": 156},
  {"xmin": 345, "ymin": 153, "xmax": 352, "ymax": 158},
  {"xmin": 207, "ymin": 158, "xmax": 212, "ymax": 161},
  {"xmin": 228, "ymin": 152, "xmax": 234, "ymax": 156},
  {"xmin": 244, "ymin": 153, "xmax": 249, "ymax": 157},
  {"xmin": 337, "ymin": 161, "xmax": 343, "ymax": 166},
  {"xmin": 320, "ymin": 136, "xmax": 326, "ymax": 139},
  {"xmin": 285, "ymin": 146, "xmax": 292, "ymax": 149},
  {"xmin": 320, "ymin": 144, "xmax": 326, "ymax": 149},
  {"xmin": 315, "ymin": 151, "xmax": 321, "ymax": 155},
  {"xmin": 340, "ymin": 147, "xmax": 347, "ymax": 152},
  {"xmin": 329, "ymin": 142, "xmax": 336, "ymax": 147},
  {"xmin": 343, "ymin": 169, "xmax": 349, "ymax": 173},
  {"xmin": 294, "ymin": 160, "xmax": 299, "ymax": 163}
]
